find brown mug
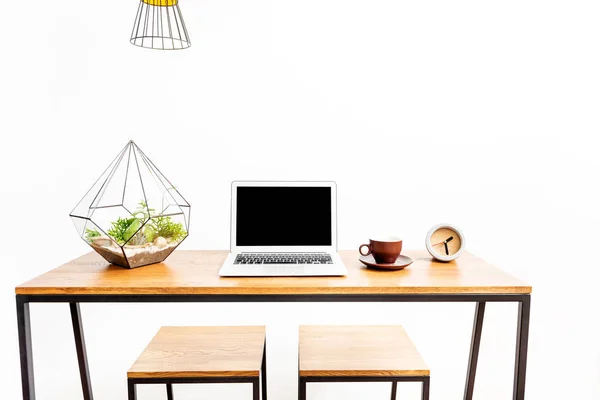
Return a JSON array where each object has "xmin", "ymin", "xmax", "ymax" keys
[{"xmin": 359, "ymin": 237, "xmax": 403, "ymax": 264}]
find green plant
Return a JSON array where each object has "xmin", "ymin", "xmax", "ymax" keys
[
  {"xmin": 106, "ymin": 201, "xmax": 187, "ymax": 246},
  {"xmin": 151, "ymin": 216, "xmax": 187, "ymax": 242},
  {"xmin": 133, "ymin": 201, "xmax": 154, "ymax": 220},
  {"xmin": 135, "ymin": 200, "xmax": 187, "ymax": 242},
  {"xmin": 85, "ymin": 228, "xmax": 101, "ymax": 242},
  {"xmin": 107, "ymin": 217, "xmax": 139, "ymax": 245}
]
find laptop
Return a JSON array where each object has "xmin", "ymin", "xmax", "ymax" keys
[{"xmin": 219, "ymin": 181, "xmax": 347, "ymax": 277}]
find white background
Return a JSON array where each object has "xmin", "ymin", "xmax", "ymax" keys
[{"xmin": 1, "ymin": 0, "xmax": 600, "ymax": 398}]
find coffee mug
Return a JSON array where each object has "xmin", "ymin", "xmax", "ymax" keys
[{"xmin": 359, "ymin": 236, "xmax": 403, "ymax": 264}]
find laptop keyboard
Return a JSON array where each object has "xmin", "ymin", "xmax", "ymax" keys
[{"xmin": 234, "ymin": 253, "xmax": 333, "ymax": 265}]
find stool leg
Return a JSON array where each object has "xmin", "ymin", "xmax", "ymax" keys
[
  {"xmin": 253, "ymin": 377, "xmax": 260, "ymax": 400},
  {"xmin": 261, "ymin": 340, "xmax": 267, "ymax": 400},
  {"xmin": 127, "ymin": 380, "xmax": 137, "ymax": 400},
  {"xmin": 298, "ymin": 377, "xmax": 306, "ymax": 400},
  {"xmin": 166, "ymin": 383, "xmax": 174, "ymax": 400},
  {"xmin": 422, "ymin": 377, "xmax": 430, "ymax": 400},
  {"xmin": 390, "ymin": 381, "xmax": 397, "ymax": 400}
]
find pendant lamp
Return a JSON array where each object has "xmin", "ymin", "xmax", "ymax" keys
[{"xmin": 130, "ymin": 0, "xmax": 191, "ymax": 50}]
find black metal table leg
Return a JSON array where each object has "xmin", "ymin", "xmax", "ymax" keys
[
  {"xmin": 16, "ymin": 292, "xmax": 530, "ymax": 400},
  {"xmin": 298, "ymin": 376, "xmax": 306, "ymax": 400},
  {"xmin": 16, "ymin": 296, "xmax": 35, "ymax": 400},
  {"xmin": 127, "ymin": 380, "xmax": 137, "ymax": 400},
  {"xmin": 261, "ymin": 340, "xmax": 267, "ymax": 400},
  {"xmin": 513, "ymin": 295, "xmax": 531, "ymax": 400},
  {"xmin": 166, "ymin": 383, "xmax": 174, "ymax": 400},
  {"xmin": 422, "ymin": 377, "xmax": 430, "ymax": 400},
  {"xmin": 390, "ymin": 381, "xmax": 397, "ymax": 400},
  {"xmin": 70, "ymin": 303, "xmax": 94, "ymax": 400},
  {"xmin": 464, "ymin": 302, "xmax": 486, "ymax": 400},
  {"xmin": 253, "ymin": 377, "xmax": 260, "ymax": 400}
]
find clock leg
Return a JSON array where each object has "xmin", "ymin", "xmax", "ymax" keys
[{"xmin": 464, "ymin": 302, "xmax": 485, "ymax": 400}]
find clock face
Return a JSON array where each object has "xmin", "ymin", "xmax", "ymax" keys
[
  {"xmin": 425, "ymin": 224, "xmax": 465, "ymax": 262},
  {"xmin": 430, "ymin": 228, "xmax": 461, "ymax": 257}
]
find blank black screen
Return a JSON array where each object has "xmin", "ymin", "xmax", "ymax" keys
[{"xmin": 236, "ymin": 186, "xmax": 332, "ymax": 246}]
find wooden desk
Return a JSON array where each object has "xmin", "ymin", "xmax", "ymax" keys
[{"xmin": 15, "ymin": 250, "xmax": 531, "ymax": 400}]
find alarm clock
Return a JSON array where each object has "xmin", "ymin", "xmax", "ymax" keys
[{"xmin": 425, "ymin": 224, "xmax": 466, "ymax": 262}]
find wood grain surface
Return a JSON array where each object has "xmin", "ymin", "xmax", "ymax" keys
[
  {"xmin": 127, "ymin": 326, "xmax": 265, "ymax": 378},
  {"xmin": 299, "ymin": 325, "xmax": 429, "ymax": 377},
  {"xmin": 15, "ymin": 250, "xmax": 531, "ymax": 295}
]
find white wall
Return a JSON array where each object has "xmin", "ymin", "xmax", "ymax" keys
[{"xmin": 1, "ymin": 0, "xmax": 600, "ymax": 398}]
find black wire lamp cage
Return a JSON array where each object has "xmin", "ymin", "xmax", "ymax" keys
[
  {"xmin": 70, "ymin": 141, "xmax": 191, "ymax": 268},
  {"xmin": 130, "ymin": 0, "xmax": 191, "ymax": 50}
]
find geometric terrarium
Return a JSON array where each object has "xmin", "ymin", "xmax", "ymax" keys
[{"xmin": 70, "ymin": 141, "xmax": 190, "ymax": 268}]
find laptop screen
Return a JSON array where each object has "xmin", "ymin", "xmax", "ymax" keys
[{"xmin": 236, "ymin": 186, "xmax": 332, "ymax": 246}]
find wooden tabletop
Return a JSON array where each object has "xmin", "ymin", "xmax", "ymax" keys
[
  {"xmin": 299, "ymin": 325, "xmax": 429, "ymax": 377},
  {"xmin": 128, "ymin": 326, "xmax": 265, "ymax": 378},
  {"xmin": 15, "ymin": 250, "xmax": 530, "ymax": 295}
]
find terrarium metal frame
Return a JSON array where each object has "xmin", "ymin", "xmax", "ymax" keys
[
  {"xmin": 130, "ymin": 0, "xmax": 191, "ymax": 50},
  {"xmin": 70, "ymin": 141, "xmax": 190, "ymax": 268}
]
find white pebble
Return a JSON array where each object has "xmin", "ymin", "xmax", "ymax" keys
[{"xmin": 154, "ymin": 237, "xmax": 168, "ymax": 249}]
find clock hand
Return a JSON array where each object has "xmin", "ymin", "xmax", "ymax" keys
[
  {"xmin": 444, "ymin": 242, "xmax": 449, "ymax": 255},
  {"xmin": 433, "ymin": 236, "xmax": 454, "ymax": 247},
  {"xmin": 433, "ymin": 236, "xmax": 455, "ymax": 247}
]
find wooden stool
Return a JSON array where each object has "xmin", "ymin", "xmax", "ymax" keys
[
  {"xmin": 298, "ymin": 326, "xmax": 430, "ymax": 400},
  {"xmin": 127, "ymin": 326, "xmax": 267, "ymax": 400}
]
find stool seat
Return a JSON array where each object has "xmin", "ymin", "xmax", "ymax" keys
[
  {"xmin": 128, "ymin": 326, "xmax": 266, "ymax": 379},
  {"xmin": 299, "ymin": 325, "xmax": 429, "ymax": 377}
]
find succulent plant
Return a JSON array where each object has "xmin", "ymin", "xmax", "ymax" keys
[{"xmin": 106, "ymin": 201, "xmax": 186, "ymax": 246}]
